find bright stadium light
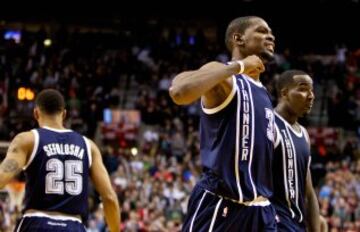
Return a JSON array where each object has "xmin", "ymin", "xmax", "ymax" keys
[
  {"xmin": 17, "ymin": 87, "xmax": 26, "ymax": 100},
  {"xmin": 17, "ymin": 87, "xmax": 35, "ymax": 101},
  {"xmin": 25, "ymin": 88, "xmax": 35, "ymax": 100},
  {"xmin": 130, "ymin": 147, "xmax": 138, "ymax": 156},
  {"xmin": 44, "ymin": 39, "xmax": 52, "ymax": 47}
]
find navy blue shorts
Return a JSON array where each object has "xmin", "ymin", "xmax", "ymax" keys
[
  {"xmin": 182, "ymin": 185, "xmax": 277, "ymax": 232},
  {"xmin": 276, "ymin": 214, "xmax": 306, "ymax": 232},
  {"xmin": 14, "ymin": 216, "xmax": 86, "ymax": 232}
]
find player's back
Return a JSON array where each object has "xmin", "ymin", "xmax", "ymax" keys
[{"xmin": 23, "ymin": 126, "xmax": 91, "ymax": 221}]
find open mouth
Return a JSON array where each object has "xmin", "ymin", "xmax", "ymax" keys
[
  {"xmin": 265, "ymin": 44, "xmax": 274, "ymax": 53},
  {"xmin": 305, "ymin": 104, "xmax": 313, "ymax": 110}
]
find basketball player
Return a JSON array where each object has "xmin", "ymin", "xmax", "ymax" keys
[
  {"xmin": 271, "ymin": 70, "xmax": 320, "ymax": 231},
  {"xmin": 170, "ymin": 16, "xmax": 277, "ymax": 231},
  {"xmin": 0, "ymin": 89, "xmax": 120, "ymax": 232}
]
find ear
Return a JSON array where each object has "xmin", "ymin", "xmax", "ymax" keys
[
  {"xmin": 33, "ymin": 107, "xmax": 40, "ymax": 121},
  {"xmin": 62, "ymin": 109, "xmax": 67, "ymax": 121},
  {"xmin": 280, "ymin": 88, "xmax": 289, "ymax": 98},
  {"xmin": 233, "ymin": 33, "xmax": 245, "ymax": 46}
]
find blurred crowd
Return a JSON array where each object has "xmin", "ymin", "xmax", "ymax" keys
[
  {"xmin": 0, "ymin": 21, "xmax": 359, "ymax": 231},
  {"xmin": 318, "ymin": 161, "xmax": 360, "ymax": 232}
]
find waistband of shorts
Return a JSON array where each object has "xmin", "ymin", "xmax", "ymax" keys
[
  {"xmin": 205, "ymin": 190, "xmax": 271, "ymax": 207},
  {"xmin": 23, "ymin": 211, "xmax": 82, "ymax": 223}
]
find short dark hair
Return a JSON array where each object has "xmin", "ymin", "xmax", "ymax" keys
[
  {"xmin": 225, "ymin": 16, "xmax": 262, "ymax": 52},
  {"xmin": 276, "ymin": 70, "xmax": 308, "ymax": 96},
  {"xmin": 35, "ymin": 89, "xmax": 65, "ymax": 115}
]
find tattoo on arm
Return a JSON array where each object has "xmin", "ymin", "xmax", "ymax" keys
[{"xmin": 1, "ymin": 159, "xmax": 20, "ymax": 173}]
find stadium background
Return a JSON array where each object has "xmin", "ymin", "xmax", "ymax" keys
[{"xmin": 0, "ymin": 1, "xmax": 360, "ymax": 231}]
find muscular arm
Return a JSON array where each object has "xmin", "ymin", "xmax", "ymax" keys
[
  {"xmin": 0, "ymin": 132, "xmax": 33, "ymax": 189},
  {"xmin": 305, "ymin": 170, "xmax": 320, "ymax": 232},
  {"xmin": 169, "ymin": 61, "xmax": 239, "ymax": 106},
  {"xmin": 319, "ymin": 215, "xmax": 328, "ymax": 232},
  {"xmin": 89, "ymin": 140, "xmax": 120, "ymax": 232},
  {"xmin": 169, "ymin": 55, "xmax": 265, "ymax": 107}
]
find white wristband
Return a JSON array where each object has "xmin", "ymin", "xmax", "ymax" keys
[
  {"xmin": 235, "ymin": 60, "xmax": 244, "ymax": 74},
  {"xmin": 230, "ymin": 60, "xmax": 245, "ymax": 74}
]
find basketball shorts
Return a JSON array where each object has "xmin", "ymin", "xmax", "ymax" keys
[
  {"xmin": 182, "ymin": 184, "xmax": 277, "ymax": 232},
  {"xmin": 14, "ymin": 215, "xmax": 86, "ymax": 232},
  {"xmin": 276, "ymin": 213, "xmax": 306, "ymax": 232}
]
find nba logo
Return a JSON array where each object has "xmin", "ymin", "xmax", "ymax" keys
[{"xmin": 222, "ymin": 207, "xmax": 228, "ymax": 217}]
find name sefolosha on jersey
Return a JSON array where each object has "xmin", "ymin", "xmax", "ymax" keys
[{"xmin": 22, "ymin": 127, "xmax": 92, "ymax": 222}]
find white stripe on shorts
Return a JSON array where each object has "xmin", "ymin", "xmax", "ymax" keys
[
  {"xmin": 208, "ymin": 197, "xmax": 223, "ymax": 232},
  {"xmin": 189, "ymin": 191, "xmax": 208, "ymax": 232}
]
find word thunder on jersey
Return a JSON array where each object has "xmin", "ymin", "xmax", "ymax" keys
[
  {"xmin": 22, "ymin": 127, "xmax": 92, "ymax": 221},
  {"xmin": 198, "ymin": 74, "xmax": 276, "ymax": 203},
  {"xmin": 272, "ymin": 113, "xmax": 311, "ymax": 226}
]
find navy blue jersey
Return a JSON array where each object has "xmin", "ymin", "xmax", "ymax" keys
[
  {"xmin": 271, "ymin": 113, "xmax": 311, "ymax": 227},
  {"xmin": 198, "ymin": 74, "xmax": 275, "ymax": 203},
  {"xmin": 22, "ymin": 127, "xmax": 92, "ymax": 221}
]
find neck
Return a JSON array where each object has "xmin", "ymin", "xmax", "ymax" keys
[
  {"xmin": 38, "ymin": 118, "xmax": 65, "ymax": 130},
  {"xmin": 275, "ymin": 103, "xmax": 298, "ymax": 125},
  {"xmin": 231, "ymin": 49, "xmax": 246, "ymax": 61}
]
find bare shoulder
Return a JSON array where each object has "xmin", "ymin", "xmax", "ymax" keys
[
  {"xmin": 87, "ymin": 138, "xmax": 99, "ymax": 151},
  {"xmin": 11, "ymin": 131, "xmax": 35, "ymax": 149},
  {"xmin": 16, "ymin": 131, "xmax": 34, "ymax": 140},
  {"xmin": 4, "ymin": 131, "xmax": 35, "ymax": 167},
  {"xmin": 87, "ymin": 139, "xmax": 102, "ymax": 160}
]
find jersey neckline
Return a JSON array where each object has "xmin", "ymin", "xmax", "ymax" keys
[
  {"xmin": 274, "ymin": 112, "xmax": 303, "ymax": 138},
  {"xmin": 41, "ymin": 126, "xmax": 73, "ymax": 133},
  {"xmin": 241, "ymin": 74, "xmax": 264, "ymax": 88}
]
